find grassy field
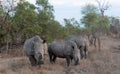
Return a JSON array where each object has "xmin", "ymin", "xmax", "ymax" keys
[{"xmin": 0, "ymin": 36, "xmax": 120, "ymax": 74}]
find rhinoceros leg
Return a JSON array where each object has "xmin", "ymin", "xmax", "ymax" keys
[
  {"xmin": 84, "ymin": 46, "xmax": 88, "ymax": 59},
  {"xmin": 80, "ymin": 47, "xmax": 84, "ymax": 59},
  {"xmin": 48, "ymin": 51, "xmax": 53, "ymax": 63},
  {"xmin": 28, "ymin": 55, "xmax": 37, "ymax": 66},
  {"xmin": 52, "ymin": 55, "xmax": 56, "ymax": 63},
  {"xmin": 93, "ymin": 38, "xmax": 97, "ymax": 48},
  {"xmin": 66, "ymin": 56, "xmax": 70, "ymax": 66}
]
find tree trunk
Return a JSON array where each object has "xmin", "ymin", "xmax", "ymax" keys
[{"xmin": 6, "ymin": 41, "xmax": 9, "ymax": 54}]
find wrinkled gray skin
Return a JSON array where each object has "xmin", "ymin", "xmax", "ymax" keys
[
  {"xmin": 48, "ymin": 40, "xmax": 79, "ymax": 66},
  {"xmin": 23, "ymin": 35, "xmax": 44, "ymax": 66},
  {"xmin": 66, "ymin": 36, "xmax": 88, "ymax": 59}
]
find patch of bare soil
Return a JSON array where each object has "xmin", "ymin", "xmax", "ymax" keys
[{"xmin": 0, "ymin": 36, "xmax": 120, "ymax": 74}]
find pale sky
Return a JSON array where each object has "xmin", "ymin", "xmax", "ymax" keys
[{"xmin": 27, "ymin": 0, "xmax": 120, "ymax": 24}]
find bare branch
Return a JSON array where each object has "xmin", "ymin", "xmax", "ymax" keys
[{"xmin": 95, "ymin": 0, "xmax": 110, "ymax": 16}]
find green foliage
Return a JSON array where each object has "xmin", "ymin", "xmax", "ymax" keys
[
  {"xmin": 81, "ymin": 4, "xmax": 98, "ymax": 15},
  {"xmin": 64, "ymin": 18, "xmax": 81, "ymax": 36},
  {"xmin": 81, "ymin": 4, "xmax": 110, "ymax": 33},
  {"xmin": 0, "ymin": 0, "xmax": 112, "ymax": 50},
  {"xmin": 45, "ymin": 20, "xmax": 64, "ymax": 42},
  {"xmin": 109, "ymin": 17, "xmax": 120, "ymax": 34},
  {"xmin": 0, "ymin": 1, "xmax": 13, "ymax": 45},
  {"xmin": 13, "ymin": 1, "xmax": 39, "ymax": 40},
  {"xmin": 0, "ymin": 0, "xmax": 74, "ymax": 48},
  {"xmin": 36, "ymin": 0, "xmax": 54, "ymax": 38},
  {"xmin": 81, "ymin": 13, "xmax": 98, "ymax": 27},
  {"xmin": 96, "ymin": 16, "xmax": 110, "ymax": 32},
  {"xmin": 0, "ymin": 0, "xmax": 55, "ymax": 47},
  {"xmin": 36, "ymin": 0, "xmax": 54, "ymax": 22}
]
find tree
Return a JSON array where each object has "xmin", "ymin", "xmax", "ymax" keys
[
  {"xmin": 95, "ymin": 0, "xmax": 111, "ymax": 33},
  {"xmin": 64, "ymin": 18, "xmax": 80, "ymax": 36},
  {"xmin": 45, "ymin": 20, "xmax": 64, "ymax": 41},
  {"xmin": 36, "ymin": 0, "xmax": 54, "ymax": 37},
  {"xmin": 81, "ymin": 4, "xmax": 98, "ymax": 15},
  {"xmin": 109, "ymin": 17, "xmax": 120, "ymax": 37},
  {"xmin": 81, "ymin": 4, "xmax": 110, "ymax": 34},
  {"xmin": 0, "ymin": 0, "xmax": 17, "ymax": 51},
  {"xmin": 81, "ymin": 4, "xmax": 98, "ymax": 28},
  {"xmin": 13, "ymin": 0, "xmax": 39, "ymax": 43},
  {"xmin": 81, "ymin": 13, "xmax": 98, "ymax": 28},
  {"xmin": 96, "ymin": 0, "xmax": 110, "ymax": 16}
]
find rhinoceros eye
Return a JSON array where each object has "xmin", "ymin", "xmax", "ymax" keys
[{"xmin": 72, "ymin": 46, "xmax": 74, "ymax": 49}]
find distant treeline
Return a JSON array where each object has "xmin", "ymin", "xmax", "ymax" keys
[{"xmin": 0, "ymin": 0, "xmax": 120, "ymax": 51}]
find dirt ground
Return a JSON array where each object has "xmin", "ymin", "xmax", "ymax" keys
[{"xmin": 0, "ymin": 36, "xmax": 120, "ymax": 74}]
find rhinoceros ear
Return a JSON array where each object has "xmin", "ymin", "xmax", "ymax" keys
[
  {"xmin": 43, "ymin": 39, "xmax": 46, "ymax": 44},
  {"xmin": 33, "ymin": 35, "xmax": 39, "ymax": 42}
]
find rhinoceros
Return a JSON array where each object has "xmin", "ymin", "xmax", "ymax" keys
[
  {"xmin": 66, "ymin": 36, "xmax": 88, "ymax": 59},
  {"xmin": 48, "ymin": 40, "xmax": 79, "ymax": 66},
  {"xmin": 23, "ymin": 35, "xmax": 45, "ymax": 66}
]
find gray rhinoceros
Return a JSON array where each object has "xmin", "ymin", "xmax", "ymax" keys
[
  {"xmin": 66, "ymin": 36, "xmax": 88, "ymax": 59},
  {"xmin": 48, "ymin": 40, "xmax": 79, "ymax": 66},
  {"xmin": 23, "ymin": 35, "xmax": 45, "ymax": 66}
]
